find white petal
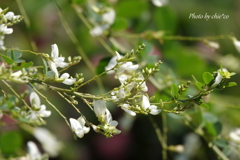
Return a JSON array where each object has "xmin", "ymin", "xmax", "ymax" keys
[
  {"xmin": 109, "ymin": 120, "xmax": 118, "ymax": 127},
  {"xmin": 60, "ymin": 73, "xmax": 70, "ymax": 79},
  {"xmin": 62, "ymin": 78, "xmax": 76, "ymax": 85},
  {"xmin": 149, "ymin": 105, "xmax": 161, "ymax": 115},
  {"xmin": 30, "ymin": 92, "xmax": 41, "ymax": 108},
  {"xmin": 142, "ymin": 95, "xmax": 150, "ymax": 110},
  {"xmin": 103, "ymin": 9, "xmax": 116, "ymax": 25},
  {"xmin": 117, "ymin": 88, "xmax": 125, "ymax": 99},
  {"xmin": 69, "ymin": 118, "xmax": 80, "ymax": 131},
  {"xmin": 75, "ymin": 130, "xmax": 84, "ymax": 138},
  {"xmin": 105, "ymin": 56, "xmax": 118, "ymax": 73},
  {"xmin": 151, "ymin": 0, "xmax": 168, "ymax": 7},
  {"xmin": 47, "ymin": 60, "xmax": 59, "ymax": 78},
  {"xmin": 5, "ymin": 12, "xmax": 14, "ymax": 20},
  {"xmin": 140, "ymin": 82, "xmax": 148, "ymax": 92},
  {"xmin": 54, "ymin": 57, "xmax": 69, "ymax": 68},
  {"xmin": 93, "ymin": 100, "xmax": 107, "ymax": 117},
  {"xmin": 115, "ymin": 51, "xmax": 122, "ymax": 60},
  {"xmin": 27, "ymin": 141, "xmax": 42, "ymax": 160},
  {"xmin": 122, "ymin": 108, "xmax": 136, "ymax": 116},
  {"xmin": 40, "ymin": 110, "xmax": 51, "ymax": 117},
  {"xmin": 83, "ymin": 126, "xmax": 90, "ymax": 134},
  {"xmin": 90, "ymin": 26, "xmax": 104, "ymax": 37},
  {"xmin": 77, "ymin": 116, "xmax": 86, "ymax": 127},
  {"xmin": 105, "ymin": 109, "xmax": 113, "ymax": 124},
  {"xmin": 233, "ymin": 38, "xmax": 240, "ymax": 53},
  {"xmin": 51, "ymin": 44, "xmax": 59, "ymax": 58},
  {"xmin": 11, "ymin": 70, "xmax": 22, "ymax": 77},
  {"xmin": 118, "ymin": 74, "xmax": 128, "ymax": 84}
]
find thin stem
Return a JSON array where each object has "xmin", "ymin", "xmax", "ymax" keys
[
  {"xmin": 1, "ymin": 80, "xmax": 31, "ymax": 110},
  {"xmin": 211, "ymin": 144, "xmax": 229, "ymax": 160},
  {"xmin": 148, "ymin": 116, "xmax": 167, "ymax": 156},
  {"xmin": 56, "ymin": 91, "xmax": 81, "ymax": 114},
  {"xmin": 71, "ymin": 4, "xmax": 115, "ymax": 56},
  {"xmin": 32, "ymin": 87, "xmax": 70, "ymax": 128},
  {"xmin": 162, "ymin": 112, "xmax": 168, "ymax": 160},
  {"xmin": 57, "ymin": 6, "xmax": 105, "ymax": 93},
  {"xmin": 16, "ymin": 0, "xmax": 38, "ymax": 51}
]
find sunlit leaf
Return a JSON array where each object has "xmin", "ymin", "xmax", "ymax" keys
[
  {"xmin": 0, "ymin": 54, "xmax": 15, "ymax": 64},
  {"xmin": 171, "ymin": 83, "xmax": 179, "ymax": 99},
  {"xmin": 12, "ymin": 62, "xmax": 33, "ymax": 70},
  {"xmin": 200, "ymin": 103, "xmax": 209, "ymax": 109},
  {"xmin": 202, "ymin": 72, "xmax": 214, "ymax": 85},
  {"xmin": 42, "ymin": 58, "xmax": 48, "ymax": 75}
]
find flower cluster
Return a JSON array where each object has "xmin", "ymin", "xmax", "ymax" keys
[
  {"xmin": 89, "ymin": 6, "xmax": 115, "ymax": 37},
  {"xmin": 27, "ymin": 92, "xmax": 51, "ymax": 121},
  {"xmin": 0, "ymin": 8, "xmax": 22, "ymax": 50},
  {"xmin": 93, "ymin": 100, "xmax": 121, "ymax": 137},
  {"xmin": 47, "ymin": 44, "xmax": 76, "ymax": 85},
  {"xmin": 105, "ymin": 51, "xmax": 161, "ymax": 116},
  {"xmin": 69, "ymin": 116, "xmax": 90, "ymax": 138}
]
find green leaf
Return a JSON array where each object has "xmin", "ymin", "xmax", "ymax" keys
[
  {"xmin": 12, "ymin": 62, "xmax": 33, "ymax": 70},
  {"xmin": 111, "ymin": 18, "xmax": 128, "ymax": 31},
  {"xmin": 116, "ymin": 0, "xmax": 148, "ymax": 19},
  {"xmin": 171, "ymin": 84, "xmax": 179, "ymax": 99},
  {"xmin": 6, "ymin": 50, "xmax": 22, "ymax": 60},
  {"xmin": 203, "ymin": 112, "xmax": 218, "ymax": 123},
  {"xmin": 46, "ymin": 71, "xmax": 55, "ymax": 77},
  {"xmin": 213, "ymin": 139, "xmax": 228, "ymax": 148},
  {"xmin": 42, "ymin": 58, "xmax": 48, "ymax": 74},
  {"xmin": 0, "ymin": 131, "xmax": 23, "ymax": 154},
  {"xmin": 223, "ymin": 146, "xmax": 232, "ymax": 156},
  {"xmin": 96, "ymin": 57, "xmax": 111, "ymax": 75},
  {"xmin": 200, "ymin": 103, "xmax": 209, "ymax": 109},
  {"xmin": 153, "ymin": 6, "xmax": 177, "ymax": 33},
  {"xmin": 225, "ymin": 82, "xmax": 237, "ymax": 87},
  {"xmin": 196, "ymin": 82, "xmax": 203, "ymax": 90},
  {"xmin": 0, "ymin": 54, "xmax": 15, "ymax": 64},
  {"xmin": 202, "ymin": 72, "xmax": 214, "ymax": 85}
]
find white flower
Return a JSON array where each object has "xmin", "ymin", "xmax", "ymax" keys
[
  {"xmin": 137, "ymin": 73, "xmax": 148, "ymax": 92},
  {"xmin": 208, "ymin": 41, "xmax": 219, "ymax": 50},
  {"xmin": 0, "ymin": 24, "xmax": 13, "ymax": 34},
  {"xmin": 151, "ymin": 0, "xmax": 168, "ymax": 7},
  {"xmin": 47, "ymin": 44, "xmax": 69, "ymax": 78},
  {"xmin": 233, "ymin": 38, "xmax": 240, "ymax": 53},
  {"xmin": 4, "ymin": 11, "xmax": 21, "ymax": 20},
  {"xmin": 0, "ymin": 35, "xmax": 5, "ymax": 50},
  {"xmin": 121, "ymin": 104, "xmax": 136, "ymax": 116},
  {"xmin": 51, "ymin": 44, "xmax": 68, "ymax": 68},
  {"xmin": 69, "ymin": 117, "xmax": 90, "ymax": 138},
  {"xmin": 105, "ymin": 109, "xmax": 118, "ymax": 126},
  {"xmin": 142, "ymin": 95, "xmax": 161, "ymax": 115},
  {"xmin": 118, "ymin": 74, "xmax": 128, "ymax": 84},
  {"xmin": 28, "ymin": 92, "xmax": 51, "ymax": 120},
  {"xmin": 211, "ymin": 68, "xmax": 228, "ymax": 87},
  {"xmin": 229, "ymin": 128, "xmax": 240, "ymax": 143},
  {"xmin": 90, "ymin": 25, "xmax": 104, "ymax": 37},
  {"xmin": 60, "ymin": 73, "xmax": 76, "ymax": 85},
  {"xmin": 93, "ymin": 100, "xmax": 107, "ymax": 118},
  {"xmin": 27, "ymin": 141, "xmax": 46, "ymax": 160},
  {"xmin": 105, "ymin": 51, "xmax": 123, "ymax": 74},
  {"xmin": 102, "ymin": 9, "xmax": 116, "ymax": 25},
  {"xmin": 116, "ymin": 62, "xmax": 139, "ymax": 75},
  {"xmin": 33, "ymin": 127, "xmax": 62, "ymax": 157}
]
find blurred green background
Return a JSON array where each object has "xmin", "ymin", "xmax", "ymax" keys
[{"xmin": 0, "ymin": 0, "xmax": 240, "ymax": 159}]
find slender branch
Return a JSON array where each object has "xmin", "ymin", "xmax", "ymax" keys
[
  {"xmin": 148, "ymin": 115, "xmax": 167, "ymax": 149},
  {"xmin": 32, "ymin": 87, "xmax": 70, "ymax": 128},
  {"xmin": 16, "ymin": 0, "xmax": 38, "ymax": 51},
  {"xmin": 56, "ymin": 5, "xmax": 105, "ymax": 93},
  {"xmin": 71, "ymin": 4, "xmax": 115, "ymax": 56}
]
